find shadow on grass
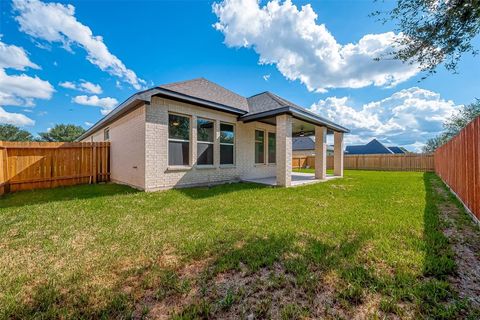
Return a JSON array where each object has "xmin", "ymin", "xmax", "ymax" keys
[
  {"xmin": 420, "ymin": 172, "xmax": 475, "ymax": 318},
  {"xmin": 0, "ymin": 183, "xmax": 139, "ymax": 209},
  {"xmin": 175, "ymin": 181, "xmax": 269, "ymax": 200},
  {"xmin": 2, "ymin": 232, "xmax": 370, "ymax": 319}
]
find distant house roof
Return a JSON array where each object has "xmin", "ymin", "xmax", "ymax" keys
[
  {"xmin": 387, "ymin": 146, "xmax": 407, "ymax": 154},
  {"xmin": 346, "ymin": 139, "xmax": 406, "ymax": 155},
  {"xmin": 292, "ymin": 136, "xmax": 333, "ymax": 152},
  {"xmin": 77, "ymin": 78, "xmax": 349, "ymax": 141}
]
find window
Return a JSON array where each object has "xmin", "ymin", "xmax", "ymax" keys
[
  {"xmin": 220, "ymin": 123, "xmax": 235, "ymax": 165},
  {"xmin": 168, "ymin": 114, "xmax": 190, "ymax": 166},
  {"xmin": 104, "ymin": 128, "xmax": 110, "ymax": 141},
  {"xmin": 268, "ymin": 132, "xmax": 276, "ymax": 164},
  {"xmin": 197, "ymin": 118, "xmax": 214, "ymax": 165},
  {"xmin": 255, "ymin": 130, "xmax": 265, "ymax": 164}
]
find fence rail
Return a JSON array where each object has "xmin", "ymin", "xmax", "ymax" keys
[
  {"xmin": 293, "ymin": 154, "xmax": 435, "ymax": 172},
  {"xmin": 434, "ymin": 116, "xmax": 480, "ymax": 220},
  {"xmin": 0, "ymin": 141, "xmax": 110, "ymax": 195}
]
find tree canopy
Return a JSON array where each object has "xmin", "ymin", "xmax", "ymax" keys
[
  {"xmin": 423, "ymin": 99, "xmax": 480, "ymax": 152},
  {"xmin": 0, "ymin": 124, "xmax": 34, "ymax": 142},
  {"xmin": 376, "ymin": 0, "xmax": 480, "ymax": 73},
  {"xmin": 38, "ymin": 124, "xmax": 85, "ymax": 142}
]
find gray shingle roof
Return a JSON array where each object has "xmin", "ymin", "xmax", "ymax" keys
[
  {"xmin": 160, "ymin": 78, "xmax": 249, "ymax": 112},
  {"xmin": 78, "ymin": 78, "xmax": 349, "ymax": 141},
  {"xmin": 292, "ymin": 136, "xmax": 334, "ymax": 151},
  {"xmin": 346, "ymin": 139, "xmax": 402, "ymax": 155}
]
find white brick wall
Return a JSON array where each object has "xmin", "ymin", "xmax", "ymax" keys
[
  {"xmin": 83, "ymin": 97, "xmax": 280, "ymax": 191},
  {"xmin": 144, "ymin": 97, "xmax": 277, "ymax": 191},
  {"xmin": 82, "ymin": 106, "xmax": 146, "ymax": 189}
]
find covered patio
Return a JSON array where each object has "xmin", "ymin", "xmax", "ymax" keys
[{"xmin": 240, "ymin": 102, "xmax": 349, "ymax": 187}]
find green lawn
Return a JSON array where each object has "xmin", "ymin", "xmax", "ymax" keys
[{"xmin": 0, "ymin": 171, "xmax": 477, "ymax": 319}]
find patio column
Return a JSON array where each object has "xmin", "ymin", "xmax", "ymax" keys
[
  {"xmin": 334, "ymin": 131, "xmax": 344, "ymax": 177},
  {"xmin": 276, "ymin": 114, "xmax": 292, "ymax": 187},
  {"xmin": 315, "ymin": 126, "xmax": 327, "ymax": 180}
]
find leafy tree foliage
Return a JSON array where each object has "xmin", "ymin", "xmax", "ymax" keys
[
  {"xmin": 423, "ymin": 99, "xmax": 480, "ymax": 152},
  {"xmin": 0, "ymin": 124, "xmax": 34, "ymax": 141},
  {"xmin": 376, "ymin": 0, "xmax": 480, "ymax": 73},
  {"xmin": 39, "ymin": 124, "xmax": 85, "ymax": 142}
]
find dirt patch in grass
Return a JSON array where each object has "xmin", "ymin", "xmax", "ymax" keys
[{"xmin": 433, "ymin": 181, "xmax": 480, "ymax": 309}]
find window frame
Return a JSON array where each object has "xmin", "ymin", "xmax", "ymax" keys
[
  {"xmin": 267, "ymin": 131, "xmax": 276, "ymax": 164},
  {"xmin": 220, "ymin": 122, "xmax": 235, "ymax": 166},
  {"xmin": 168, "ymin": 112, "xmax": 191, "ymax": 167},
  {"xmin": 254, "ymin": 129, "xmax": 266, "ymax": 164},
  {"xmin": 104, "ymin": 127, "xmax": 110, "ymax": 141},
  {"xmin": 196, "ymin": 117, "xmax": 215, "ymax": 166}
]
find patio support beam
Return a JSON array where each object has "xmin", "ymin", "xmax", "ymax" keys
[
  {"xmin": 276, "ymin": 114, "xmax": 292, "ymax": 187},
  {"xmin": 334, "ymin": 131, "xmax": 344, "ymax": 177},
  {"xmin": 315, "ymin": 126, "xmax": 327, "ymax": 180}
]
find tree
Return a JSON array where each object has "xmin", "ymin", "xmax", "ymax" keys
[
  {"xmin": 0, "ymin": 124, "xmax": 34, "ymax": 141},
  {"xmin": 376, "ymin": 0, "xmax": 480, "ymax": 73},
  {"xmin": 423, "ymin": 99, "xmax": 480, "ymax": 152},
  {"xmin": 39, "ymin": 124, "xmax": 85, "ymax": 142}
]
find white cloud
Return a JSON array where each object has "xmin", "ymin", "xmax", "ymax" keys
[
  {"xmin": 13, "ymin": 0, "xmax": 145, "ymax": 90},
  {"xmin": 0, "ymin": 107, "xmax": 35, "ymax": 126},
  {"xmin": 84, "ymin": 121, "xmax": 93, "ymax": 126},
  {"xmin": 0, "ymin": 39, "xmax": 54, "ymax": 110},
  {"xmin": 72, "ymin": 95, "xmax": 118, "ymax": 115},
  {"xmin": 59, "ymin": 80, "xmax": 102, "ymax": 94},
  {"xmin": 213, "ymin": 0, "xmax": 420, "ymax": 92},
  {"xmin": 263, "ymin": 74, "xmax": 270, "ymax": 81},
  {"xmin": 310, "ymin": 87, "xmax": 460, "ymax": 151},
  {"xmin": 59, "ymin": 81, "xmax": 76, "ymax": 90},
  {"xmin": 80, "ymin": 81, "xmax": 102, "ymax": 94},
  {"xmin": 0, "ymin": 38, "xmax": 39, "ymax": 70}
]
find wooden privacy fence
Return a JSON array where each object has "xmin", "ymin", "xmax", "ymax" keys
[
  {"xmin": 0, "ymin": 141, "xmax": 110, "ymax": 195},
  {"xmin": 434, "ymin": 116, "xmax": 480, "ymax": 220},
  {"xmin": 293, "ymin": 154, "xmax": 435, "ymax": 172}
]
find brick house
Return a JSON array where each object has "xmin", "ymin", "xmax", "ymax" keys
[{"xmin": 78, "ymin": 78, "xmax": 349, "ymax": 190}]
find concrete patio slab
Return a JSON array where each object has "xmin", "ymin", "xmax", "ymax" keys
[{"xmin": 242, "ymin": 172, "xmax": 340, "ymax": 187}]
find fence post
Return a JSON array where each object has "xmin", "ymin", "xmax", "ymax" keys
[
  {"xmin": 1, "ymin": 144, "xmax": 9, "ymax": 194},
  {"xmin": 93, "ymin": 143, "xmax": 97, "ymax": 184}
]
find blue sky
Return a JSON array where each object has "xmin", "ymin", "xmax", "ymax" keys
[{"xmin": 1, "ymin": 0, "xmax": 479, "ymax": 150}]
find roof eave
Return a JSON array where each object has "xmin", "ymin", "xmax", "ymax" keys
[
  {"xmin": 240, "ymin": 106, "xmax": 350, "ymax": 133},
  {"xmin": 77, "ymin": 87, "xmax": 248, "ymax": 141}
]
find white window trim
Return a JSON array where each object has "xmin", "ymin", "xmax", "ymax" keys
[
  {"xmin": 196, "ymin": 117, "xmax": 215, "ymax": 166},
  {"xmin": 168, "ymin": 112, "xmax": 191, "ymax": 167},
  {"xmin": 220, "ymin": 122, "xmax": 235, "ymax": 166},
  {"xmin": 254, "ymin": 129, "xmax": 266, "ymax": 165},
  {"xmin": 267, "ymin": 131, "xmax": 276, "ymax": 164},
  {"xmin": 104, "ymin": 127, "xmax": 110, "ymax": 141}
]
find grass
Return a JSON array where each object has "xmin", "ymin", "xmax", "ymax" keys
[{"xmin": 0, "ymin": 170, "xmax": 478, "ymax": 319}]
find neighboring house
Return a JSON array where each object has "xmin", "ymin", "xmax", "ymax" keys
[
  {"xmin": 78, "ymin": 78, "xmax": 349, "ymax": 190},
  {"xmin": 345, "ymin": 139, "xmax": 407, "ymax": 155},
  {"xmin": 292, "ymin": 136, "xmax": 334, "ymax": 157}
]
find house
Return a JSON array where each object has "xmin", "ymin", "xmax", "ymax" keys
[
  {"xmin": 292, "ymin": 136, "xmax": 334, "ymax": 157},
  {"xmin": 345, "ymin": 139, "xmax": 407, "ymax": 155},
  {"xmin": 78, "ymin": 78, "xmax": 349, "ymax": 190}
]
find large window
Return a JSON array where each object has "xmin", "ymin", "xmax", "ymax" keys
[
  {"xmin": 268, "ymin": 132, "xmax": 276, "ymax": 164},
  {"xmin": 220, "ymin": 123, "xmax": 235, "ymax": 165},
  {"xmin": 255, "ymin": 130, "xmax": 265, "ymax": 164},
  {"xmin": 197, "ymin": 118, "xmax": 214, "ymax": 165},
  {"xmin": 168, "ymin": 114, "xmax": 190, "ymax": 166}
]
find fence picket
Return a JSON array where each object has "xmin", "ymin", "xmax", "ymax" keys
[
  {"xmin": 434, "ymin": 116, "xmax": 480, "ymax": 220},
  {"xmin": 0, "ymin": 141, "xmax": 110, "ymax": 195}
]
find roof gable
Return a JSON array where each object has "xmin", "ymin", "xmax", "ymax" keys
[
  {"xmin": 346, "ymin": 139, "xmax": 394, "ymax": 154},
  {"xmin": 160, "ymin": 78, "xmax": 249, "ymax": 112}
]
